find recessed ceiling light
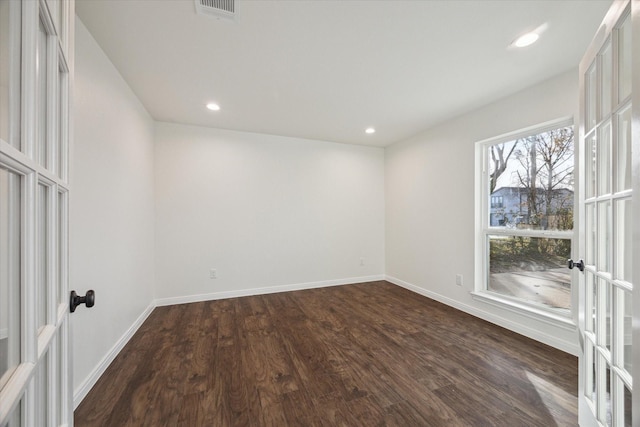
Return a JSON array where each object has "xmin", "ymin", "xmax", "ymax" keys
[
  {"xmin": 206, "ymin": 102, "xmax": 220, "ymax": 111},
  {"xmin": 513, "ymin": 32, "xmax": 539, "ymax": 48},
  {"xmin": 365, "ymin": 127, "xmax": 376, "ymax": 134}
]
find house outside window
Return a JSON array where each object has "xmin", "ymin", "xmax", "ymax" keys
[
  {"xmin": 490, "ymin": 196, "xmax": 504, "ymax": 208},
  {"xmin": 475, "ymin": 118, "xmax": 575, "ymax": 319}
]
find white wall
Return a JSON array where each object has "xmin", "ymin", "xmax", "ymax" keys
[
  {"xmin": 385, "ymin": 69, "xmax": 580, "ymax": 354},
  {"xmin": 154, "ymin": 123, "xmax": 385, "ymax": 302},
  {"xmin": 71, "ymin": 18, "xmax": 156, "ymax": 403}
]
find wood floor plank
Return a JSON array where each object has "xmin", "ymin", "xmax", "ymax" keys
[{"xmin": 75, "ymin": 281, "xmax": 578, "ymax": 426}]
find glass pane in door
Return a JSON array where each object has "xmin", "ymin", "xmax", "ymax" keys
[
  {"xmin": 37, "ymin": 183, "xmax": 49, "ymax": 332},
  {"xmin": 586, "ymin": 338, "xmax": 596, "ymax": 403},
  {"xmin": 615, "ymin": 199, "xmax": 632, "ymax": 283},
  {"xmin": 597, "ymin": 353, "xmax": 612, "ymax": 424},
  {"xmin": 49, "ymin": 0, "xmax": 60, "ymax": 35},
  {"xmin": 619, "ymin": 287, "xmax": 633, "ymax": 374},
  {"xmin": 36, "ymin": 19, "xmax": 48, "ymax": 167},
  {"xmin": 0, "ymin": 0, "xmax": 21, "ymax": 149},
  {"xmin": 6, "ymin": 400, "xmax": 21, "ymax": 427},
  {"xmin": 57, "ymin": 190, "xmax": 66, "ymax": 306},
  {"xmin": 605, "ymin": 364, "xmax": 612, "ymax": 426},
  {"xmin": 586, "ymin": 134, "xmax": 597, "ymax": 199},
  {"xmin": 623, "ymin": 383, "xmax": 632, "ymax": 426},
  {"xmin": 586, "ymin": 203, "xmax": 596, "ymax": 265},
  {"xmin": 35, "ymin": 351, "xmax": 49, "ymax": 427},
  {"xmin": 600, "ymin": 40, "xmax": 612, "ymax": 119},
  {"xmin": 597, "ymin": 278, "xmax": 612, "ymax": 353},
  {"xmin": 0, "ymin": 167, "xmax": 20, "ymax": 391},
  {"xmin": 58, "ymin": 0, "xmax": 65, "ymax": 48},
  {"xmin": 598, "ymin": 121, "xmax": 612, "ymax": 196},
  {"xmin": 598, "ymin": 201, "xmax": 611, "ymax": 272},
  {"xmin": 58, "ymin": 68, "xmax": 66, "ymax": 180},
  {"xmin": 617, "ymin": 13, "xmax": 631, "ymax": 102},
  {"xmin": 586, "ymin": 271, "xmax": 596, "ymax": 332},
  {"xmin": 586, "ymin": 64, "xmax": 597, "ymax": 131},
  {"xmin": 615, "ymin": 104, "xmax": 632, "ymax": 192},
  {"xmin": 55, "ymin": 333, "xmax": 63, "ymax": 425}
]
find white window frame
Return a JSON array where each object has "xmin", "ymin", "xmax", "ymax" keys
[{"xmin": 473, "ymin": 117, "xmax": 577, "ymax": 328}]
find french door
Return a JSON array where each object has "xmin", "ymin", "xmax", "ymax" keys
[
  {"xmin": 0, "ymin": 0, "xmax": 73, "ymax": 426},
  {"xmin": 578, "ymin": 1, "xmax": 635, "ymax": 426}
]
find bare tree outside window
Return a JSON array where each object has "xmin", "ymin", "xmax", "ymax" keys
[
  {"xmin": 513, "ymin": 128, "xmax": 574, "ymax": 230},
  {"xmin": 489, "ymin": 143, "xmax": 517, "ymax": 194}
]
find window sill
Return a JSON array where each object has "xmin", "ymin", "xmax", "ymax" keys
[{"xmin": 470, "ymin": 291, "xmax": 576, "ymax": 331}]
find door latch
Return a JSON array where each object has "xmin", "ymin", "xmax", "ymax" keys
[
  {"xmin": 70, "ymin": 290, "xmax": 95, "ymax": 313},
  {"xmin": 567, "ymin": 259, "xmax": 585, "ymax": 272}
]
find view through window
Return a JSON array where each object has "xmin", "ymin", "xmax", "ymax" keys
[{"xmin": 483, "ymin": 122, "xmax": 574, "ymax": 312}]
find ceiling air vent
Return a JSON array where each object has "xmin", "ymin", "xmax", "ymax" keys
[{"xmin": 195, "ymin": 0, "xmax": 237, "ymax": 21}]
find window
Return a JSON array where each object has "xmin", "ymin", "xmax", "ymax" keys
[{"xmin": 475, "ymin": 118, "xmax": 574, "ymax": 317}]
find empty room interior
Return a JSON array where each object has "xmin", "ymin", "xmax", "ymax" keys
[{"xmin": 3, "ymin": 0, "xmax": 640, "ymax": 425}]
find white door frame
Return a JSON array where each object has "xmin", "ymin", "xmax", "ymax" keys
[
  {"xmin": 0, "ymin": 0, "xmax": 74, "ymax": 425},
  {"xmin": 631, "ymin": 1, "xmax": 640, "ymax": 425},
  {"xmin": 578, "ymin": 1, "xmax": 638, "ymax": 425}
]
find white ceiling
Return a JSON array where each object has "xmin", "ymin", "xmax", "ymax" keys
[{"xmin": 76, "ymin": 0, "xmax": 612, "ymax": 147}]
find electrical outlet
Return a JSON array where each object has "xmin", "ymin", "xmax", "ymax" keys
[
  {"xmin": 360, "ymin": 257, "xmax": 365, "ymax": 266},
  {"xmin": 456, "ymin": 274, "xmax": 463, "ymax": 286},
  {"xmin": 210, "ymin": 269, "xmax": 217, "ymax": 279}
]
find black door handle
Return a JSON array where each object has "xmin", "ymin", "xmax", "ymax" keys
[
  {"xmin": 567, "ymin": 259, "xmax": 585, "ymax": 272},
  {"xmin": 70, "ymin": 290, "xmax": 95, "ymax": 313}
]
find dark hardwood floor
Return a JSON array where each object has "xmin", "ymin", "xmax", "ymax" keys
[{"xmin": 75, "ymin": 281, "xmax": 578, "ymax": 426}]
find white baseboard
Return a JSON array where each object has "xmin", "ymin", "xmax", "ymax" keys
[
  {"xmin": 154, "ymin": 275, "xmax": 385, "ymax": 307},
  {"xmin": 385, "ymin": 275, "xmax": 579, "ymax": 356},
  {"xmin": 73, "ymin": 302, "xmax": 155, "ymax": 409}
]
